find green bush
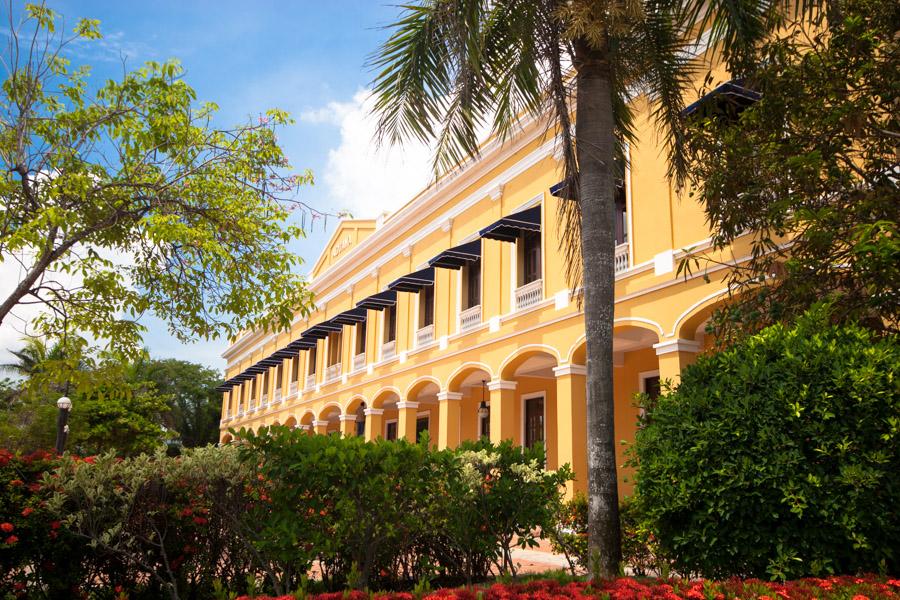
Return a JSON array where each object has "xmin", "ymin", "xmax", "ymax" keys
[{"xmin": 630, "ymin": 309, "xmax": 900, "ymax": 579}]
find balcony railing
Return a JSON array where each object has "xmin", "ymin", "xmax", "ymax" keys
[
  {"xmin": 261, "ymin": 394, "xmax": 268, "ymax": 409},
  {"xmin": 273, "ymin": 389, "xmax": 282, "ymax": 403},
  {"xmin": 615, "ymin": 243, "xmax": 629, "ymax": 274},
  {"xmin": 352, "ymin": 352, "xmax": 366, "ymax": 372},
  {"xmin": 416, "ymin": 324, "xmax": 435, "ymax": 347},
  {"xmin": 237, "ymin": 408, "xmax": 245, "ymax": 418},
  {"xmin": 381, "ymin": 339, "xmax": 396, "ymax": 361},
  {"xmin": 459, "ymin": 305, "xmax": 481, "ymax": 332},
  {"xmin": 289, "ymin": 381, "xmax": 298, "ymax": 396},
  {"xmin": 325, "ymin": 362, "xmax": 342, "ymax": 382},
  {"xmin": 515, "ymin": 278, "xmax": 543, "ymax": 311},
  {"xmin": 305, "ymin": 374, "xmax": 316, "ymax": 391}
]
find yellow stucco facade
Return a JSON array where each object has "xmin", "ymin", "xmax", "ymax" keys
[{"xmin": 218, "ymin": 88, "xmax": 748, "ymax": 497}]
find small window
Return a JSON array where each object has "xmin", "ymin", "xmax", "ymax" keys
[
  {"xmin": 463, "ymin": 258, "xmax": 481, "ymax": 310},
  {"xmin": 418, "ymin": 286, "xmax": 435, "ymax": 328},
  {"xmin": 383, "ymin": 305, "xmax": 397, "ymax": 343},
  {"xmin": 385, "ymin": 420, "xmax": 398, "ymax": 441},
  {"xmin": 643, "ymin": 375, "xmax": 661, "ymax": 401},
  {"xmin": 519, "ymin": 230, "xmax": 542, "ymax": 285},
  {"xmin": 355, "ymin": 321, "xmax": 367, "ymax": 355},
  {"xmin": 524, "ymin": 396, "xmax": 544, "ymax": 448},
  {"xmin": 415, "ymin": 416, "xmax": 430, "ymax": 443},
  {"xmin": 307, "ymin": 346, "xmax": 317, "ymax": 375},
  {"xmin": 327, "ymin": 331, "xmax": 342, "ymax": 366}
]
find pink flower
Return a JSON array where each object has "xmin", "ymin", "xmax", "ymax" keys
[
  {"xmin": 0, "ymin": 522, "xmax": 13, "ymax": 533},
  {"xmin": 4, "ymin": 535, "xmax": 18, "ymax": 545},
  {"xmin": 21, "ymin": 507, "xmax": 33, "ymax": 517}
]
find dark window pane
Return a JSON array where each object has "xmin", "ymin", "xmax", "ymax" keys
[
  {"xmin": 386, "ymin": 421, "xmax": 397, "ymax": 441},
  {"xmin": 524, "ymin": 397, "xmax": 544, "ymax": 448},
  {"xmin": 416, "ymin": 416, "xmax": 429, "ymax": 442},
  {"xmin": 522, "ymin": 230, "xmax": 542, "ymax": 284}
]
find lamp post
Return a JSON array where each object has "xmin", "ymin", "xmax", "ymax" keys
[
  {"xmin": 55, "ymin": 396, "xmax": 72, "ymax": 455},
  {"xmin": 478, "ymin": 380, "xmax": 489, "ymax": 438}
]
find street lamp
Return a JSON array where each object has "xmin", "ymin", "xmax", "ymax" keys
[{"xmin": 55, "ymin": 396, "xmax": 72, "ymax": 455}]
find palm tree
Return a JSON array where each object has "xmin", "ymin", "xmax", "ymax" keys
[
  {"xmin": 369, "ymin": 0, "xmax": 693, "ymax": 576},
  {"xmin": 0, "ymin": 338, "xmax": 63, "ymax": 377}
]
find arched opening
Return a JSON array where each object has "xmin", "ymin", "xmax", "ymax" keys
[
  {"xmin": 319, "ymin": 403, "xmax": 342, "ymax": 434},
  {"xmin": 371, "ymin": 388, "xmax": 401, "ymax": 440},
  {"xmin": 345, "ymin": 395, "xmax": 368, "ymax": 437},
  {"xmin": 220, "ymin": 433, "xmax": 233, "ymax": 445},
  {"xmin": 406, "ymin": 378, "xmax": 441, "ymax": 445},
  {"xmin": 284, "ymin": 416, "xmax": 297, "ymax": 429},
  {"xmin": 447, "ymin": 364, "xmax": 492, "ymax": 443},
  {"xmin": 299, "ymin": 410, "xmax": 315, "ymax": 435},
  {"xmin": 499, "ymin": 348, "xmax": 560, "ymax": 464}
]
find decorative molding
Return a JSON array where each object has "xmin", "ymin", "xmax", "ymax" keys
[
  {"xmin": 441, "ymin": 218, "xmax": 453, "ymax": 232},
  {"xmin": 436, "ymin": 391, "xmax": 463, "ymax": 401},
  {"xmin": 312, "ymin": 420, "xmax": 330, "ymax": 427},
  {"xmin": 487, "ymin": 380, "xmax": 517, "ymax": 392},
  {"xmin": 490, "ymin": 184, "xmax": 504, "ymax": 202},
  {"xmin": 338, "ymin": 415, "xmax": 358, "ymax": 422},
  {"xmin": 402, "ymin": 245, "xmax": 412, "ymax": 257},
  {"xmin": 363, "ymin": 408, "xmax": 384, "ymax": 416},
  {"xmin": 653, "ymin": 339, "xmax": 701, "ymax": 355},
  {"xmin": 553, "ymin": 364, "xmax": 587, "ymax": 377},
  {"xmin": 396, "ymin": 401, "xmax": 420, "ymax": 410}
]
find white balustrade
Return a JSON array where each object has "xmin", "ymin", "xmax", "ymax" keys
[
  {"xmin": 615, "ymin": 243, "xmax": 630, "ymax": 274},
  {"xmin": 353, "ymin": 352, "xmax": 366, "ymax": 372},
  {"xmin": 416, "ymin": 324, "xmax": 435, "ymax": 347},
  {"xmin": 289, "ymin": 381, "xmax": 298, "ymax": 396},
  {"xmin": 459, "ymin": 305, "xmax": 482, "ymax": 332},
  {"xmin": 325, "ymin": 362, "xmax": 342, "ymax": 382},
  {"xmin": 381, "ymin": 340, "xmax": 397, "ymax": 361},
  {"xmin": 514, "ymin": 278, "xmax": 543, "ymax": 310},
  {"xmin": 273, "ymin": 389, "xmax": 282, "ymax": 403},
  {"xmin": 305, "ymin": 374, "xmax": 316, "ymax": 391}
]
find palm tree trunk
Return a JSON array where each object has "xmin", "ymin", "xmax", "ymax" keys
[{"xmin": 575, "ymin": 41, "xmax": 622, "ymax": 579}]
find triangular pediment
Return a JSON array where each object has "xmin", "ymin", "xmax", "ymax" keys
[{"xmin": 309, "ymin": 219, "xmax": 377, "ymax": 280}]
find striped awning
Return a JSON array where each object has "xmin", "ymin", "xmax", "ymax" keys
[
  {"xmin": 387, "ymin": 267, "xmax": 435, "ymax": 293},
  {"xmin": 428, "ymin": 239, "xmax": 482, "ymax": 270},
  {"xmin": 331, "ymin": 307, "xmax": 368, "ymax": 325},
  {"xmin": 682, "ymin": 81, "xmax": 761, "ymax": 117},
  {"xmin": 479, "ymin": 205, "xmax": 541, "ymax": 242},
  {"xmin": 356, "ymin": 290, "xmax": 398, "ymax": 311}
]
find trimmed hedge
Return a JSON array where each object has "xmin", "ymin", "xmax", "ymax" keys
[{"xmin": 631, "ymin": 310, "xmax": 900, "ymax": 579}]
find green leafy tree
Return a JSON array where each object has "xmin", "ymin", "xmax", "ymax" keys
[
  {"xmin": 680, "ymin": 0, "xmax": 898, "ymax": 340},
  {"xmin": 0, "ymin": 4, "xmax": 327, "ymax": 359},
  {"xmin": 135, "ymin": 358, "xmax": 223, "ymax": 448},
  {"xmin": 630, "ymin": 305, "xmax": 900, "ymax": 579}
]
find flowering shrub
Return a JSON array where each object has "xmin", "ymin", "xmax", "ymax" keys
[
  {"xmin": 232, "ymin": 575, "xmax": 900, "ymax": 600},
  {"xmin": 631, "ymin": 313, "xmax": 900, "ymax": 579}
]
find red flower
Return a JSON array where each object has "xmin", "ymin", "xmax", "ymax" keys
[
  {"xmin": 180, "ymin": 507, "xmax": 193, "ymax": 517},
  {"xmin": 0, "ymin": 522, "xmax": 13, "ymax": 533},
  {"xmin": 50, "ymin": 521, "xmax": 60, "ymax": 530},
  {"xmin": 10, "ymin": 479, "xmax": 23, "ymax": 487},
  {"xmin": 851, "ymin": 596, "xmax": 869, "ymax": 600},
  {"xmin": 83, "ymin": 456, "xmax": 96, "ymax": 464},
  {"xmin": 192, "ymin": 516, "xmax": 208, "ymax": 525},
  {"xmin": 4, "ymin": 535, "xmax": 18, "ymax": 545},
  {"xmin": 21, "ymin": 507, "xmax": 33, "ymax": 517}
]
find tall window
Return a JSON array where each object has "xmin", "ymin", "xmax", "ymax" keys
[
  {"xmin": 385, "ymin": 421, "xmax": 398, "ymax": 441},
  {"xmin": 383, "ymin": 305, "xmax": 397, "ymax": 343},
  {"xmin": 290, "ymin": 354, "xmax": 299, "ymax": 382},
  {"xmin": 327, "ymin": 331, "xmax": 342, "ymax": 366},
  {"xmin": 355, "ymin": 321, "xmax": 367, "ymax": 355},
  {"xmin": 275, "ymin": 363, "xmax": 283, "ymax": 391},
  {"xmin": 416, "ymin": 416, "xmax": 430, "ymax": 443},
  {"xmin": 262, "ymin": 370, "xmax": 269, "ymax": 397},
  {"xmin": 307, "ymin": 346, "xmax": 317, "ymax": 375},
  {"xmin": 463, "ymin": 258, "xmax": 481, "ymax": 310},
  {"xmin": 479, "ymin": 408, "xmax": 490, "ymax": 439},
  {"xmin": 519, "ymin": 230, "xmax": 542, "ymax": 285},
  {"xmin": 524, "ymin": 396, "xmax": 544, "ymax": 448},
  {"xmin": 418, "ymin": 285, "xmax": 434, "ymax": 328},
  {"xmin": 251, "ymin": 378, "xmax": 257, "ymax": 402},
  {"xmin": 615, "ymin": 183, "xmax": 627, "ymax": 245}
]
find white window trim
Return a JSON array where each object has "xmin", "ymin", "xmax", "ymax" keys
[
  {"xmin": 520, "ymin": 391, "xmax": 546, "ymax": 448},
  {"xmin": 638, "ymin": 369, "xmax": 661, "ymax": 418},
  {"xmin": 384, "ymin": 418, "xmax": 398, "ymax": 440}
]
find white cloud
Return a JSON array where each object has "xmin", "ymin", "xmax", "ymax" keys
[{"xmin": 307, "ymin": 89, "xmax": 433, "ymax": 219}]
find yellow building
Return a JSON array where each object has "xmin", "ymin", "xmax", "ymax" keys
[{"xmin": 217, "ymin": 83, "xmax": 757, "ymax": 496}]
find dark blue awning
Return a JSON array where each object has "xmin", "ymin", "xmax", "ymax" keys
[
  {"xmin": 428, "ymin": 239, "xmax": 482, "ymax": 270},
  {"xmin": 356, "ymin": 290, "xmax": 397, "ymax": 311},
  {"xmin": 479, "ymin": 205, "xmax": 541, "ymax": 242},
  {"xmin": 388, "ymin": 267, "xmax": 435, "ymax": 293},
  {"xmin": 682, "ymin": 81, "xmax": 761, "ymax": 117},
  {"xmin": 331, "ymin": 307, "xmax": 368, "ymax": 325},
  {"xmin": 549, "ymin": 178, "xmax": 575, "ymax": 200}
]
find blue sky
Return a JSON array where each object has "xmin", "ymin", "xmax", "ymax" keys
[{"xmin": 2, "ymin": 1, "xmax": 436, "ymax": 371}]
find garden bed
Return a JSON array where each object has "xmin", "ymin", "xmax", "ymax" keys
[{"xmin": 236, "ymin": 576, "xmax": 899, "ymax": 600}]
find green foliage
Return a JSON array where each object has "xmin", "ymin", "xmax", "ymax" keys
[
  {"xmin": 630, "ymin": 307, "xmax": 900, "ymax": 579},
  {"xmin": 682, "ymin": 0, "xmax": 899, "ymax": 341},
  {"xmin": 134, "ymin": 358, "xmax": 223, "ymax": 448},
  {"xmin": 0, "ymin": 4, "xmax": 324, "ymax": 359},
  {"xmin": 238, "ymin": 429, "xmax": 571, "ymax": 591}
]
